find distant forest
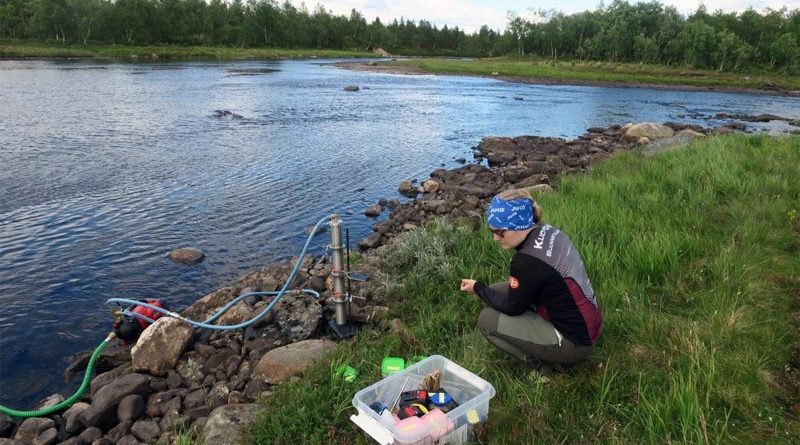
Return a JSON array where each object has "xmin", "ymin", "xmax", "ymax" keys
[{"xmin": 1, "ymin": 0, "xmax": 799, "ymax": 73}]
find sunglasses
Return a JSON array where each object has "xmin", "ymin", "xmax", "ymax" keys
[{"xmin": 489, "ymin": 228, "xmax": 507, "ymax": 237}]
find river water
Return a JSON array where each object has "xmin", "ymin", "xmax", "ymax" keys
[{"xmin": 0, "ymin": 59, "xmax": 797, "ymax": 408}]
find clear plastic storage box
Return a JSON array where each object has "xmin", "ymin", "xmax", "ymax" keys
[{"xmin": 351, "ymin": 355, "xmax": 496, "ymax": 445}]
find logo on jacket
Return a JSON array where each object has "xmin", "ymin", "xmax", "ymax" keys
[{"xmin": 509, "ymin": 276, "xmax": 520, "ymax": 289}]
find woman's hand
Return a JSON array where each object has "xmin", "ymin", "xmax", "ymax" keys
[{"xmin": 460, "ymin": 278, "xmax": 477, "ymax": 293}]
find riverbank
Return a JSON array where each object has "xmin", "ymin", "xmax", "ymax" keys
[
  {"xmin": 0, "ymin": 42, "xmax": 377, "ymax": 60},
  {"xmin": 3, "ymin": 126, "xmax": 797, "ymax": 444},
  {"xmin": 337, "ymin": 58, "xmax": 800, "ymax": 96},
  {"xmin": 252, "ymin": 132, "xmax": 800, "ymax": 444}
]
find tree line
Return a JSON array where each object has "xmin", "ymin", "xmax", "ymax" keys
[{"xmin": 0, "ymin": 0, "xmax": 798, "ymax": 73}]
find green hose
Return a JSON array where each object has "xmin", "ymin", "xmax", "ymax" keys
[{"xmin": 0, "ymin": 333, "xmax": 114, "ymax": 418}]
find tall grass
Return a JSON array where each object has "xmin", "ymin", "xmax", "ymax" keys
[
  {"xmin": 249, "ymin": 134, "xmax": 800, "ymax": 444},
  {"xmin": 0, "ymin": 41, "xmax": 376, "ymax": 60},
  {"xmin": 390, "ymin": 57, "xmax": 800, "ymax": 91}
]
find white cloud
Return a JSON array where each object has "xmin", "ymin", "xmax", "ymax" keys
[{"xmin": 661, "ymin": 0, "xmax": 800, "ymax": 13}]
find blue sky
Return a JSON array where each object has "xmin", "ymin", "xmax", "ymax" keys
[{"xmin": 289, "ymin": 0, "xmax": 800, "ymax": 32}]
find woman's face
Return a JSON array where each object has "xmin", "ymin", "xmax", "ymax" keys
[{"xmin": 491, "ymin": 228, "xmax": 530, "ymax": 250}]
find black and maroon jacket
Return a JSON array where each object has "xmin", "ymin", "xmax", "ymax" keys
[{"xmin": 474, "ymin": 224, "xmax": 602, "ymax": 346}]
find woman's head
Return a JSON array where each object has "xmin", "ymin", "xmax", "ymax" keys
[{"xmin": 486, "ymin": 189, "xmax": 542, "ymax": 249}]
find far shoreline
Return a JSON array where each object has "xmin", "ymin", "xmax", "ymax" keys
[{"xmin": 335, "ymin": 61, "xmax": 800, "ymax": 98}]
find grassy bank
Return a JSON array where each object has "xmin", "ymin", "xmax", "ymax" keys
[
  {"xmin": 0, "ymin": 41, "xmax": 375, "ymax": 60},
  {"xmin": 387, "ymin": 57, "xmax": 800, "ymax": 92},
  {"xmin": 248, "ymin": 134, "xmax": 800, "ymax": 444}
]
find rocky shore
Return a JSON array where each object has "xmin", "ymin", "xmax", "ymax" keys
[
  {"xmin": 336, "ymin": 61, "xmax": 800, "ymax": 97},
  {"xmin": 0, "ymin": 121, "xmax": 774, "ymax": 445}
]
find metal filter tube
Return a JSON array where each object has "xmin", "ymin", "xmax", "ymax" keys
[{"xmin": 330, "ymin": 214, "xmax": 347, "ymax": 325}]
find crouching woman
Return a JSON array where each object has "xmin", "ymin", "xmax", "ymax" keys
[{"xmin": 459, "ymin": 189, "xmax": 601, "ymax": 367}]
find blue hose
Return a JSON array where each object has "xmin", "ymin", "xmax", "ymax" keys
[{"xmin": 107, "ymin": 214, "xmax": 331, "ymax": 331}]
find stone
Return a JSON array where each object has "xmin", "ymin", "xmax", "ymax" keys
[
  {"xmin": 105, "ymin": 421, "xmax": 132, "ymax": 443},
  {"xmin": 89, "ymin": 364, "xmax": 133, "ymax": 398},
  {"xmin": 63, "ymin": 402, "xmax": 90, "ymax": 434},
  {"xmin": 530, "ymin": 184, "xmax": 554, "ymax": 194},
  {"xmin": 273, "ymin": 292, "xmax": 322, "ymax": 343},
  {"xmin": 117, "ymin": 395, "xmax": 145, "ymax": 422},
  {"xmin": 202, "ymin": 404, "xmax": 259, "ymax": 445},
  {"xmin": 216, "ymin": 301, "xmax": 255, "ymax": 326},
  {"xmin": 14, "ymin": 418, "xmax": 55, "ymax": 443},
  {"xmin": 78, "ymin": 427, "xmax": 103, "ymax": 444},
  {"xmin": 253, "ymin": 339, "xmax": 338, "ymax": 384},
  {"xmin": 92, "ymin": 439, "xmax": 112, "ymax": 445},
  {"xmin": 168, "ymin": 247, "xmax": 205, "ymax": 265},
  {"xmin": 422, "ymin": 179, "xmax": 440, "ymax": 193},
  {"xmin": 80, "ymin": 374, "xmax": 150, "ymax": 429},
  {"xmin": 642, "ymin": 134, "xmax": 700, "ymax": 157},
  {"xmin": 57, "ymin": 438, "xmax": 83, "ymax": 445},
  {"xmin": 343, "ymin": 85, "xmax": 359, "ymax": 92},
  {"xmin": 166, "ymin": 370, "xmax": 183, "ymax": 390},
  {"xmin": 115, "ymin": 435, "xmax": 141, "ymax": 445},
  {"xmin": 227, "ymin": 391, "xmax": 250, "ymax": 405},
  {"xmin": 208, "ymin": 382, "xmax": 230, "ymax": 410},
  {"xmin": 131, "ymin": 317, "xmax": 194, "ymax": 376},
  {"xmin": 130, "ymin": 420, "xmax": 160, "ymax": 443},
  {"xmin": 0, "ymin": 440, "xmax": 25, "ymax": 445},
  {"xmin": 0, "ymin": 414, "xmax": 14, "ymax": 438},
  {"xmin": 624, "ymin": 122, "xmax": 674, "ymax": 140},
  {"xmin": 364, "ymin": 204, "xmax": 382, "ymax": 217},
  {"xmin": 145, "ymin": 390, "xmax": 185, "ymax": 417},
  {"xmin": 34, "ymin": 394, "xmax": 64, "ymax": 410},
  {"xmin": 184, "ymin": 389, "xmax": 208, "ymax": 410},
  {"xmin": 32, "ymin": 428, "xmax": 57, "ymax": 445},
  {"xmin": 398, "ymin": 180, "xmax": 417, "ymax": 197},
  {"xmin": 185, "ymin": 406, "xmax": 212, "ymax": 421}
]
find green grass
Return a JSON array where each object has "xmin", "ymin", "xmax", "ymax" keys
[
  {"xmin": 0, "ymin": 41, "xmax": 376, "ymax": 60},
  {"xmin": 389, "ymin": 57, "xmax": 800, "ymax": 91},
  {"xmin": 249, "ymin": 134, "xmax": 800, "ymax": 444}
]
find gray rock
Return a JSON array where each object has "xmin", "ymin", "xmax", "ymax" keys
[
  {"xmin": 63, "ymin": 402, "xmax": 90, "ymax": 434},
  {"xmin": 0, "ymin": 414, "xmax": 14, "ymax": 438},
  {"xmin": 130, "ymin": 420, "xmax": 159, "ymax": 443},
  {"xmin": 0, "ymin": 440, "xmax": 25, "ymax": 445},
  {"xmin": 33, "ymin": 428, "xmax": 58, "ymax": 445},
  {"xmin": 253, "ymin": 339, "xmax": 337, "ymax": 384},
  {"xmin": 115, "ymin": 435, "xmax": 141, "ymax": 445},
  {"xmin": 165, "ymin": 370, "xmax": 183, "ymax": 390},
  {"xmin": 358, "ymin": 233, "xmax": 382, "ymax": 251},
  {"xmin": 80, "ymin": 374, "xmax": 150, "ymax": 429},
  {"xmin": 624, "ymin": 122, "xmax": 674, "ymax": 140},
  {"xmin": 202, "ymin": 404, "xmax": 259, "ymax": 445},
  {"xmin": 642, "ymin": 134, "xmax": 699, "ymax": 157},
  {"xmin": 144, "ymin": 390, "xmax": 185, "ymax": 417},
  {"xmin": 343, "ymin": 85, "xmax": 359, "ymax": 92},
  {"xmin": 184, "ymin": 389, "xmax": 208, "ymax": 410},
  {"xmin": 56, "ymin": 438, "xmax": 83, "ymax": 445},
  {"xmin": 364, "ymin": 203, "xmax": 382, "ymax": 217},
  {"xmin": 90, "ymin": 364, "xmax": 133, "ymax": 398},
  {"xmin": 159, "ymin": 413, "xmax": 189, "ymax": 433},
  {"xmin": 398, "ymin": 180, "xmax": 417, "ymax": 197},
  {"xmin": 105, "ymin": 421, "xmax": 132, "ymax": 443},
  {"xmin": 185, "ymin": 406, "xmax": 212, "ymax": 421},
  {"xmin": 168, "ymin": 247, "xmax": 205, "ymax": 265},
  {"xmin": 207, "ymin": 382, "xmax": 230, "ymax": 410},
  {"xmin": 78, "ymin": 427, "xmax": 103, "ymax": 444},
  {"xmin": 131, "ymin": 317, "xmax": 194, "ymax": 376},
  {"xmin": 204, "ymin": 350, "xmax": 236, "ymax": 374},
  {"xmin": 14, "ymin": 418, "xmax": 55, "ymax": 443},
  {"xmin": 117, "ymin": 395, "xmax": 145, "ymax": 422},
  {"xmin": 65, "ymin": 344, "xmax": 132, "ymax": 383},
  {"xmin": 34, "ymin": 394, "xmax": 65, "ymax": 410},
  {"xmin": 91, "ymin": 439, "xmax": 112, "ymax": 445},
  {"xmin": 273, "ymin": 292, "xmax": 322, "ymax": 343}
]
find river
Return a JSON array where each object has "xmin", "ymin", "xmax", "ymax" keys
[{"xmin": 0, "ymin": 58, "xmax": 797, "ymax": 408}]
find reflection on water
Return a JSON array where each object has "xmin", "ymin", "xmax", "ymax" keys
[{"xmin": 0, "ymin": 59, "xmax": 798, "ymax": 407}]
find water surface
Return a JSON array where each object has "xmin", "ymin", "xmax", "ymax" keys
[{"xmin": 1, "ymin": 59, "xmax": 797, "ymax": 407}]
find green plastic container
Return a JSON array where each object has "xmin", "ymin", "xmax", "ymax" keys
[{"xmin": 381, "ymin": 356, "xmax": 405, "ymax": 377}]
